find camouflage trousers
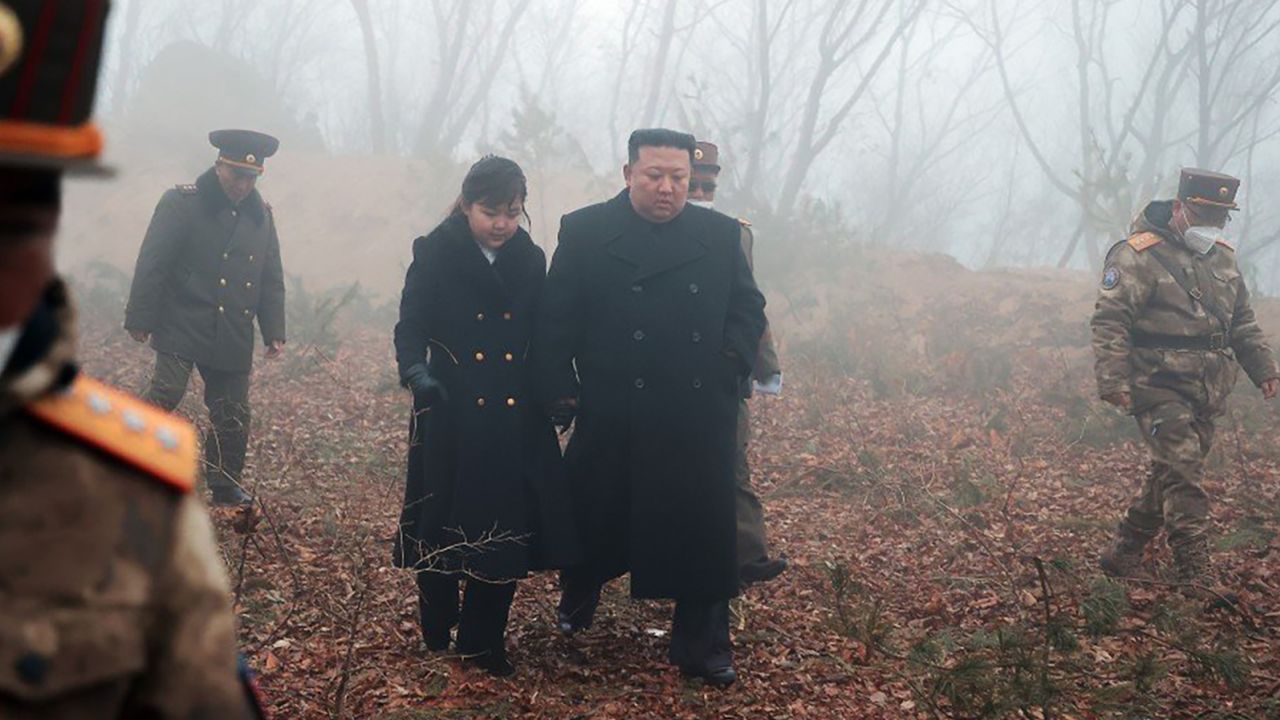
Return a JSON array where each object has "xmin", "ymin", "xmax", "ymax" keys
[
  {"xmin": 144, "ymin": 351, "xmax": 251, "ymax": 492},
  {"xmin": 735, "ymin": 399, "xmax": 772, "ymax": 568},
  {"xmin": 1120, "ymin": 401, "xmax": 1214, "ymax": 548}
]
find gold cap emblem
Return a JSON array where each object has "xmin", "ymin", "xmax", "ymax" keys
[
  {"xmin": 0, "ymin": 4, "xmax": 23, "ymax": 77},
  {"xmin": 245, "ymin": 153, "xmax": 257, "ymax": 164},
  {"xmin": 694, "ymin": 148, "xmax": 704, "ymax": 161},
  {"xmin": 1219, "ymin": 186, "xmax": 1230, "ymax": 198}
]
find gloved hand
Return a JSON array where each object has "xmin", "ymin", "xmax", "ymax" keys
[
  {"xmin": 403, "ymin": 363, "xmax": 449, "ymax": 408},
  {"xmin": 548, "ymin": 397, "xmax": 578, "ymax": 433}
]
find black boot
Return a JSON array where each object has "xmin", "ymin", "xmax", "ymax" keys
[
  {"xmin": 740, "ymin": 554, "xmax": 788, "ymax": 586},
  {"xmin": 210, "ymin": 484, "xmax": 252, "ymax": 507},
  {"xmin": 1099, "ymin": 524, "xmax": 1150, "ymax": 579}
]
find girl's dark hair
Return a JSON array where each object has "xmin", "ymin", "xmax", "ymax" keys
[{"xmin": 451, "ymin": 155, "xmax": 530, "ymax": 223}]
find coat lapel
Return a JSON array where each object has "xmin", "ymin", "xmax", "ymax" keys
[
  {"xmin": 443, "ymin": 215, "xmax": 513, "ymax": 304},
  {"xmin": 604, "ymin": 191, "xmax": 708, "ymax": 282},
  {"xmin": 635, "ymin": 203, "xmax": 706, "ymax": 282}
]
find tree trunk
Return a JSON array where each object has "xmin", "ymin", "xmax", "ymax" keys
[{"xmin": 350, "ymin": 0, "xmax": 387, "ymax": 153}]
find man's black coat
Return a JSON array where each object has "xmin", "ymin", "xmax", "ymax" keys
[{"xmin": 534, "ymin": 190, "xmax": 767, "ymax": 601}]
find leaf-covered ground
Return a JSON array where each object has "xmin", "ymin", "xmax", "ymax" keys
[{"xmin": 77, "ymin": 307, "xmax": 1280, "ymax": 719}]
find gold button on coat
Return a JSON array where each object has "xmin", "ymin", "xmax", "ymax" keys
[
  {"xmin": 476, "ymin": 313, "xmax": 485, "ymax": 322},
  {"xmin": 503, "ymin": 312, "xmax": 512, "ymax": 320},
  {"xmin": 219, "ymin": 278, "xmax": 227, "ymax": 286},
  {"xmin": 246, "ymin": 281, "xmax": 253, "ymax": 289},
  {"xmin": 504, "ymin": 352, "xmax": 514, "ymax": 362},
  {"xmin": 217, "ymin": 305, "xmax": 225, "ymax": 313},
  {"xmin": 506, "ymin": 397, "xmax": 516, "ymax": 407},
  {"xmin": 476, "ymin": 397, "xmax": 486, "ymax": 407},
  {"xmin": 475, "ymin": 352, "xmax": 485, "ymax": 362}
]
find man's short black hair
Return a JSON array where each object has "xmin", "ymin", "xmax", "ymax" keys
[{"xmin": 627, "ymin": 128, "xmax": 696, "ymax": 164}]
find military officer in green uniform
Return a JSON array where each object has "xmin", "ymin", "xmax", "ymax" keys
[
  {"xmin": 125, "ymin": 130, "xmax": 287, "ymax": 506},
  {"xmin": 1091, "ymin": 168, "xmax": 1279, "ymax": 589},
  {"xmin": 689, "ymin": 141, "xmax": 787, "ymax": 584}
]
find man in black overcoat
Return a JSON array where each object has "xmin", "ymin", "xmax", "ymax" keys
[{"xmin": 535, "ymin": 129, "xmax": 767, "ymax": 685}]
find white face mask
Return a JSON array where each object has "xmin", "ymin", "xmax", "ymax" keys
[
  {"xmin": 1183, "ymin": 225, "xmax": 1225, "ymax": 255},
  {"xmin": 688, "ymin": 199, "xmax": 715, "ymax": 210},
  {"xmin": 0, "ymin": 326, "xmax": 18, "ymax": 373}
]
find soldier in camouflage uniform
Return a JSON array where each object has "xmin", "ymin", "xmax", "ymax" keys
[
  {"xmin": 0, "ymin": 2, "xmax": 261, "ymax": 716},
  {"xmin": 1091, "ymin": 168, "xmax": 1280, "ymax": 588}
]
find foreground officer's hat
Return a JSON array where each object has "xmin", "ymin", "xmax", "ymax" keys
[
  {"xmin": 0, "ymin": 1, "xmax": 112, "ymax": 174},
  {"xmin": 1178, "ymin": 168, "xmax": 1239, "ymax": 210},
  {"xmin": 693, "ymin": 141, "xmax": 720, "ymax": 174},
  {"xmin": 210, "ymin": 129, "xmax": 280, "ymax": 176}
]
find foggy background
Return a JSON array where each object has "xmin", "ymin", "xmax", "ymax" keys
[{"xmin": 62, "ymin": 0, "xmax": 1280, "ymax": 297}]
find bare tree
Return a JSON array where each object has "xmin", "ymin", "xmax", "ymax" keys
[{"xmin": 349, "ymin": 0, "xmax": 387, "ymax": 153}]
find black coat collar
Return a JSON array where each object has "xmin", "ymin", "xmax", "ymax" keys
[
  {"xmin": 605, "ymin": 189, "xmax": 708, "ymax": 281},
  {"xmin": 195, "ymin": 167, "xmax": 266, "ymax": 225},
  {"xmin": 437, "ymin": 213, "xmax": 538, "ymax": 301}
]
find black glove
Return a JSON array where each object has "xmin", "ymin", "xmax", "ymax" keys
[
  {"xmin": 402, "ymin": 363, "xmax": 449, "ymax": 408},
  {"xmin": 547, "ymin": 398, "xmax": 578, "ymax": 433}
]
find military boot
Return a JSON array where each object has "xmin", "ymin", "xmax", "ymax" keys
[
  {"xmin": 1172, "ymin": 537, "xmax": 1211, "ymax": 596},
  {"xmin": 1099, "ymin": 525, "xmax": 1150, "ymax": 579}
]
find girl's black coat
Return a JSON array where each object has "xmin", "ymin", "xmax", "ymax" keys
[{"xmin": 392, "ymin": 214, "xmax": 579, "ymax": 580}]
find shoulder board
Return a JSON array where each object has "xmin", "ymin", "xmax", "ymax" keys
[
  {"xmin": 24, "ymin": 376, "xmax": 198, "ymax": 493},
  {"xmin": 738, "ymin": 217, "xmax": 752, "ymax": 228},
  {"xmin": 1126, "ymin": 232, "xmax": 1163, "ymax": 252},
  {"xmin": 175, "ymin": 183, "xmax": 198, "ymax": 195},
  {"xmin": 1215, "ymin": 238, "xmax": 1234, "ymax": 251}
]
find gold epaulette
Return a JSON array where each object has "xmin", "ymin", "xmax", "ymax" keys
[
  {"xmin": 25, "ymin": 375, "xmax": 198, "ymax": 493},
  {"xmin": 1127, "ymin": 232, "xmax": 1163, "ymax": 252},
  {"xmin": 738, "ymin": 217, "xmax": 752, "ymax": 228},
  {"xmin": 175, "ymin": 183, "xmax": 197, "ymax": 195}
]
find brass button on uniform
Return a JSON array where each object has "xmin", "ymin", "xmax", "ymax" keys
[
  {"xmin": 245, "ymin": 281, "xmax": 253, "ymax": 289},
  {"xmin": 692, "ymin": 378, "xmax": 703, "ymax": 389},
  {"xmin": 506, "ymin": 397, "xmax": 517, "ymax": 407},
  {"xmin": 691, "ymin": 331, "xmax": 702, "ymax": 343},
  {"xmin": 503, "ymin": 312, "xmax": 513, "ymax": 320},
  {"xmin": 504, "ymin": 352, "xmax": 515, "ymax": 362},
  {"xmin": 475, "ymin": 352, "xmax": 486, "ymax": 362},
  {"xmin": 634, "ymin": 378, "xmax": 645, "ymax": 389},
  {"xmin": 219, "ymin": 278, "xmax": 227, "ymax": 287},
  {"xmin": 633, "ymin": 330, "xmax": 645, "ymax": 341},
  {"xmin": 222, "ymin": 252, "xmax": 229, "ymax": 260},
  {"xmin": 476, "ymin": 313, "xmax": 486, "ymax": 322},
  {"xmin": 217, "ymin": 305, "xmax": 225, "ymax": 313},
  {"xmin": 689, "ymin": 283, "xmax": 700, "ymax": 294},
  {"xmin": 243, "ymin": 309, "xmax": 251, "ymax": 316},
  {"xmin": 248, "ymin": 254, "xmax": 255, "ymax": 262},
  {"xmin": 476, "ymin": 397, "xmax": 486, "ymax": 407}
]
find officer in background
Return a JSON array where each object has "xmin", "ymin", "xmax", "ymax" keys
[
  {"xmin": 125, "ymin": 129, "xmax": 287, "ymax": 506},
  {"xmin": 0, "ymin": 2, "xmax": 261, "ymax": 716},
  {"xmin": 1092, "ymin": 168, "xmax": 1279, "ymax": 592},
  {"xmin": 689, "ymin": 140, "xmax": 788, "ymax": 585}
]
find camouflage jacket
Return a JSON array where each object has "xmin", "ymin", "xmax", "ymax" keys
[
  {"xmin": 1090, "ymin": 200, "xmax": 1280, "ymax": 414},
  {"xmin": 0, "ymin": 281, "xmax": 257, "ymax": 719}
]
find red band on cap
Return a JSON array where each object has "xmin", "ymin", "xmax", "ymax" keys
[
  {"xmin": 61, "ymin": 0, "xmax": 104, "ymax": 123},
  {"xmin": 12, "ymin": 0, "xmax": 59, "ymax": 119}
]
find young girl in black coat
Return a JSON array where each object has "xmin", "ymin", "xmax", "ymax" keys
[{"xmin": 392, "ymin": 157, "xmax": 578, "ymax": 676}]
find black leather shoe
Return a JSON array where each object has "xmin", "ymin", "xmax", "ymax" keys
[
  {"xmin": 465, "ymin": 651, "xmax": 515, "ymax": 678},
  {"xmin": 740, "ymin": 555, "xmax": 788, "ymax": 586},
  {"xmin": 682, "ymin": 665, "xmax": 736, "ymax": 687},
  {"xmin": 556, "ymin": 609, "xmax": 590, "ymax": 635},
  {"xmin": 210, "ymin": 485, "xmax": 252, "ymax": 507}
]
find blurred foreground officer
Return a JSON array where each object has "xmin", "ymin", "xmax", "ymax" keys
[
  {"xmin": 0, "ymin": 2, "xmax": 261, "ymax": 717},
  {"xmin": 689, "ymin": 141, "xmax": 787, "ymax": 585},
  {"xmin": 1092, "ymin": 168, "xmax": 1279, "ymax": 592},
  {"xmin": 125, "ymin": 128, "xmax": 287, "ymax": 506}
]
